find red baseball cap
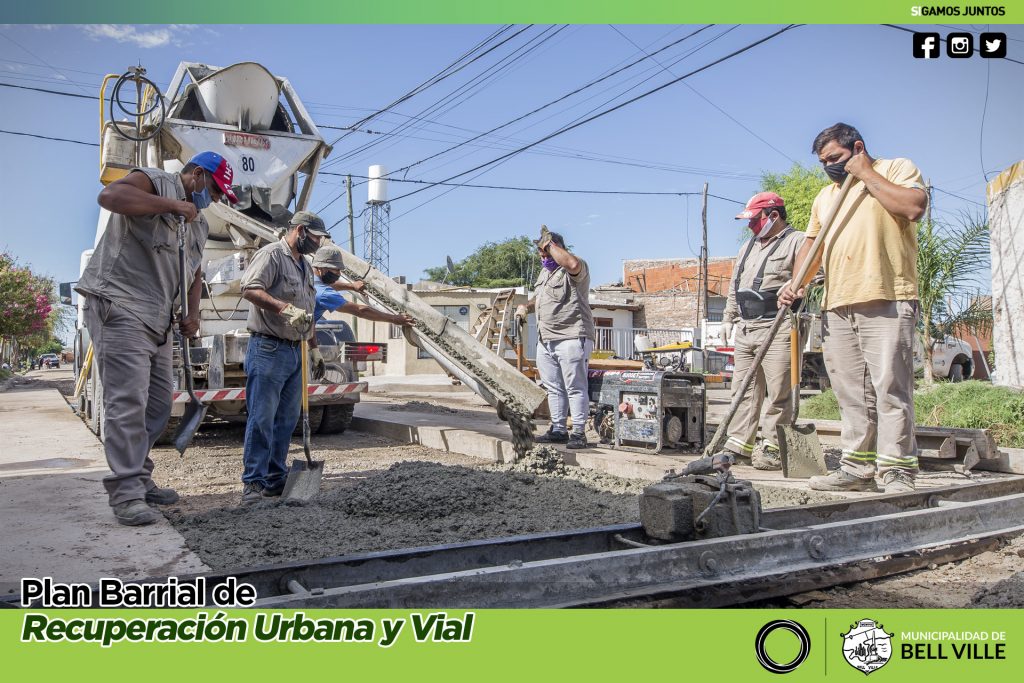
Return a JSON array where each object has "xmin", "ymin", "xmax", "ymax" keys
[
  {"xmin": 735, "ymin": 191, "xmax": 784, "ymax": 220},
  {"xmin": 188, "ymin": 151, "xmax": 238, "ymax": 204}
]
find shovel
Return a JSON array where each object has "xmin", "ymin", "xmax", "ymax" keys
[
  {"xmin": 704, "ymin": 174, "xmax": 855, "ymax": 459},
  {"xmin": 172, "ymin": 216, "xmax": 208, "ymax": 454},
  {"xmin": 775, "ymin": 309, "xmax": 827, "ymax": 478},
  {"xmin": 281, "ymin": 340, "xmax": 323, "ymax": 502}
]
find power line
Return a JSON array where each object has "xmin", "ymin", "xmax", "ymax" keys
[
  {"xmin": 932, "ymin": 186, "xmax": 986, "ymax": 207},
  {"xmin": 386, "ymin": 25, "xmax": 799, "ymax": 207},
  {"xmin": 326, "ymin": 25, "xmax": 530, "ymax": 147},
  {"xmin": 607, "ymin": 25, "xmax": 799, "ymax": 165},
  {"xmin": 379, "ymin": 25, "xmax": 715, "ymax": 179},
  {"xmin": 0, "ymin": 128, "xmax": 98, "ymax": 146},
  {"xmin": 324, "ymin": 25, "xmax": 563, "ymax": 170},
  {"xmin": 336, "ymin": 173, "xmax": 745, "ymax": 201},
  {"xmin": 0, "ymin": 81, "xmax": 96, "ymax": 100}
]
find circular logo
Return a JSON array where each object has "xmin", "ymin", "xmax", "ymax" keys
[{"xmin": 755, "ymin": 620, "xmax": 811, "ymax": 674}]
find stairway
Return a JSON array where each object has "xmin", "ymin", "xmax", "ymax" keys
[{"xmin": 471, "ymin": 289, "xmax": 517, "ymax": 357}]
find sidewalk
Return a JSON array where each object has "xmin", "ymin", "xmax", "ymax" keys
[{"xmin": 0, "ymin": 380, "xmax": 208, "ymax": 597}]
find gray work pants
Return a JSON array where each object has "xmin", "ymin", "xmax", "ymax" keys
[
  {"xmin": 725, "ymin": 317, "xmax": 793, "ymax": 457},
  {"xmin": 84, "ymin": 295, "xmax": 174, "ymax": 506},
  {"xmin": 536, "ymin": 337, "xmax": 594, "ymax": 434},
  {"xmin": 822, "ymin": 299, "xmax": 919, "ymax": 478}
]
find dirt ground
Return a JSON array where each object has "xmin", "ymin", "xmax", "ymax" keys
[{"xmin": 17, "ymin": 370, "xmax": 1021, "ymax": 607}]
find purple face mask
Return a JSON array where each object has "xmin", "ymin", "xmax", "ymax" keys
[{"xmin": 541, "ymin": 256, "xmax": 558, "ymax": 272}]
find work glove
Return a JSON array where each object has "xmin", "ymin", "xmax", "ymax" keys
[
  {"xmin": 722, "ymin": 320, "xmax": 734, "ymax": 344},
  {"xmin": 536, "ymin": 224, "xmax": 553, "ymax": 251},
  {"xmin": 280, "ymin": 303, "xmax": 312, "ymax": 332},
  {"xmin": 514, "ymin": 305, "xmax": 529, "ymax": 322},
  {"xmin": 310, "ymin": 347, "xmax": 326, "ymax": 381}
]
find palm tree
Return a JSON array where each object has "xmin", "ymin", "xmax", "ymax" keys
[{"xmin": 916, "ymin": 212, "xmax": 991, "ymax": 386}]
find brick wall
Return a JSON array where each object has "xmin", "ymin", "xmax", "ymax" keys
[{"xmin": 624, "ymin": 257, "xmax": 736, "ymax": 296}]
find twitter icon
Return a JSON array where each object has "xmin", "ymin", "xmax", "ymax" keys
[{"xmin": 980, "ymin": 32, "xmax": 1007, "ymax": 58}]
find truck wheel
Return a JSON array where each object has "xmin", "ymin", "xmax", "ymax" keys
[
  {"xmin": 292, "ymin": 405, "xmax": 324, "ymax": 435},
  {"xmin": 155, "ymin": 418, "xmax": 181, "ymax": 446},
  {"xmin": 950, "ymin": 363, "xmax": 965, "ymax": 382},
  {"xmin": 319, "ymin": 404, "xmax": 355, "ymax": 434}
]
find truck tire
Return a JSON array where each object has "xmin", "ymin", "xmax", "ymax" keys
[
  {"xmin": 950, "ymin": 363, "xmax": 965, "ymax": 382},
  {"xmin": 155, "ymin": 418, "xmax": 181, "ymax": 446},
  {"xmin": 293, "ymin": 405, "xmax": 324, "ymax": 435},
  {"xmin": 319, "ymin": 403, "xmax": 354, "ymax": 434}
]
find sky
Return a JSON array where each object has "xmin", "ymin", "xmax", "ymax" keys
[{"xmin": 0, "ymin": 23, "xmax": 1021, "ymax": 327}]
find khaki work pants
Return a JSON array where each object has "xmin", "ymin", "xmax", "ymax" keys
[
  {"xmin": 84, "ymin": 295, "xmax": 174, "ymax": 506},
  {"xmin": 822, "ymin": 299, "xmax": 918, "ymax": 478},
  {"xmin": 724, "ymin": 318, "xmax": 793, "ymax": 457}
]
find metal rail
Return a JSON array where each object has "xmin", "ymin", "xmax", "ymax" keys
[{"xmin": 8, "ymin": 478, "xmax": 1024, "ymax": 609}]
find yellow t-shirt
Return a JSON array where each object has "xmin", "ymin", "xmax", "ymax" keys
[{"xmin": 806, "ymin": 158, "xmax": 926, "ymax": 310}]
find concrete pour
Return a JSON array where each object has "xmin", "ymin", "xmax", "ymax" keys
[{"xmin": 163, "ymin": 442, "xmax": 844, "ymax": 572}]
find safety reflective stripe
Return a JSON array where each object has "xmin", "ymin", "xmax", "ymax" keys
[
  {"xmin": 877, "ymin": 454, "xmax": 919, "ymax": 465},
  {"xmin": 842, "ymin": 450, "xmax": 877, "ymax": 462},
  {"xmin": 172, "ymin": 382, "xmax": 367, "ymax": 404},
  {"xmin": 727, "ymin": 438, "xmax": 755, "ymax": 452}
]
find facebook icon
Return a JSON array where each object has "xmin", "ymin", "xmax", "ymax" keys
[{"xmin": 913, "ymin": 32, "xmax": 941, "ymax": 59}]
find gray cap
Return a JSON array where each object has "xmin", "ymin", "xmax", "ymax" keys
[
  {"xmin": 312, "ymin": 243, "xmax": 345, "ymax": 270},
  {"xmin": 289, "ymin": 210, "xmax": 328, "ymax": 236}
]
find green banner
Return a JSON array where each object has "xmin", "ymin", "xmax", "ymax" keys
[
  {"xmin": 4, "ymin": 608, "xmax": 1022, "ymax": 680},
  {"xmin": 1, "ymin": 0, "xmax": 1022, "ymax": 24}
]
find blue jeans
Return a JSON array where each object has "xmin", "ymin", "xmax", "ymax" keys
[{"xmin": 242, "ymin": 335, "xmax": 302, "ymax": 488}]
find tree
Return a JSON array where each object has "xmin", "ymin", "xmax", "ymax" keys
[
  {"xmin": 0, "ymin": 252, "xmax": 55, "ymax": 364},
  {"xmin": 759, "ymin": 163, "xmax": 830, "ymax": 235},
  {"xmin": 425, "ymin": 236, "xmax": 542, "ymax": 289},
  {"xmin": 916, "ymin": 212, "xmax": 991, "ymax": 386}
]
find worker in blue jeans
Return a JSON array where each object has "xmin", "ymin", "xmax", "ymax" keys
[{"xmin": 239, "ymin": 211, "xmax": 325, "ymax": 504}]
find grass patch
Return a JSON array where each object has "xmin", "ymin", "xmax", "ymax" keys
[
  {"xmin": 802, "ymin": 381, "xmax": 1024, "ymax": 448},
  {"xmin": 0, "ymin": 368, "xmax": 12, "ymax": 382}
]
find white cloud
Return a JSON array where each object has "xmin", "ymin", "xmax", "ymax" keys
[
  {"xmin": 80, "ymin": 24, "xmax": 176, "ymax": 49},
  {"xmin": 33, "ymin": 24, "xmax": 58, "ymax": 30},
  {"xmin": 587, "ymin": 213, "xmax": 601, "ymax": 219}
]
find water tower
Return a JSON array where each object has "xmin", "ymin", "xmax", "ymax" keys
[{"xmin": 364, "ymin": 165, "xmax": 391, "ymax": 274}]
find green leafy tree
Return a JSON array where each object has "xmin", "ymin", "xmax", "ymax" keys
[
  {"xmin": 916, "ymin": 212, "xmax": 991, "ymax": 386},
  {"xmin": 759, "ymin": 163, "xmax": 830, "ymax": 235},
  {"xmin": 425, "ymin": 236, "xmax": 542, "ymax": 289}
]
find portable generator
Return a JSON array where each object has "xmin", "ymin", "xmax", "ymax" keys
[{"xmin": 588, "ymin": 369, "xmax": 706, "ymax": 454}]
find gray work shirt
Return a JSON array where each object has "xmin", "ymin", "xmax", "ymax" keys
[
  {"xmin": 241, "ymin": 239, "xmax": 316, "ymax": 341},
  {"xmin": 75, "ymin": 168, "xmax": 209, "ymax": 335},
  {"xmin": 723, "ymin": 225, "xmax": 804, "ymax": 326},
  {"xmin": 534, "ymin": 259, "xmax": 595, "ymax": 343}
]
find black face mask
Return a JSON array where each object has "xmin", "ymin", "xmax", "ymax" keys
[
  {"xmin": 296, "ymin": 229, "xmax": 319, "ymax": 255},
  {"xmin": 823, "ymin": 155, "xmax": 851, "ymax": 184},
  {"xmin": 320, "ymin": 271, "xmax": 340, "ymax": 285}
]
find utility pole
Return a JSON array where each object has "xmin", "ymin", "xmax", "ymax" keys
[
  {"xmin": 925, "ymin": 179, "xmax": 932, "ymax": 228},
  {"xmin": 346, "ymin": 175, "xmax": 359, "ymax": 338},
  {"xmin": 700, "ymin": 182, "xmax": 709, "ymax": 333}
]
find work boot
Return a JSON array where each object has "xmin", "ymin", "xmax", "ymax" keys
[
  {"xmin": 880, "ymin": 469, "xmax": 916, "ymax": 493},
  {"xmin": 112, "ymin": 499, "xmax": 160, "ymax": 526},
  {"xmin": 566, "ymin": 432, "xmax": 589, "ymax": 449},
  {"xmin": 241, "ymin": 482, "xmax": 265, "ymax": 506},
  {"xmin": 262, "ymin": 481, "xmax": 286, "ymax": 498},
  {"xmin": 752, "ymin": 444, "xmax": 782, "ymax": 471},
  {"xmin": 808, "ymin": 469, "xmax": 878, "ymax": 492},
  {"xmin": 535, "ymin": 429, "xmax": 569, "ymax": 444},
  {"xmin": 144, "ymin": 486, "xmax": 180, "ymax": 506}
]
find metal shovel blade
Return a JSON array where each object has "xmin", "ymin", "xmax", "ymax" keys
[
  {"xmin": 173, "ymin": 399, "xmax": 208, "ymax": 455},
  {"xmin": 281, "ymin": 458, "xmax": 324, "ymax": 502},
  {"xmin": 776, "ymin": 423, "xmax": 828, "ymax": 479}
]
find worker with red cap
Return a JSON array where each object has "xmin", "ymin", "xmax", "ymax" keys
[{"xmin": 712, "ymin": 191, "xmax": 804, "ymax": 471}]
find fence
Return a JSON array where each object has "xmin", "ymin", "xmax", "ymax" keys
[{"xmin": 595, "ymin": 327, "xmax": 695, "ymax": 359}]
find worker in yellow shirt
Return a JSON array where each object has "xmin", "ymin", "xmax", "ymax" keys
[{"xmin": 779, "ymin": 123, "xmax": 927, "ymax": 493}]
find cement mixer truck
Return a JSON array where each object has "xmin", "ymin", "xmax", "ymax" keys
[{"xmin": 74, "ymin": 62, "xmax": 382, "ymax": 441}]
